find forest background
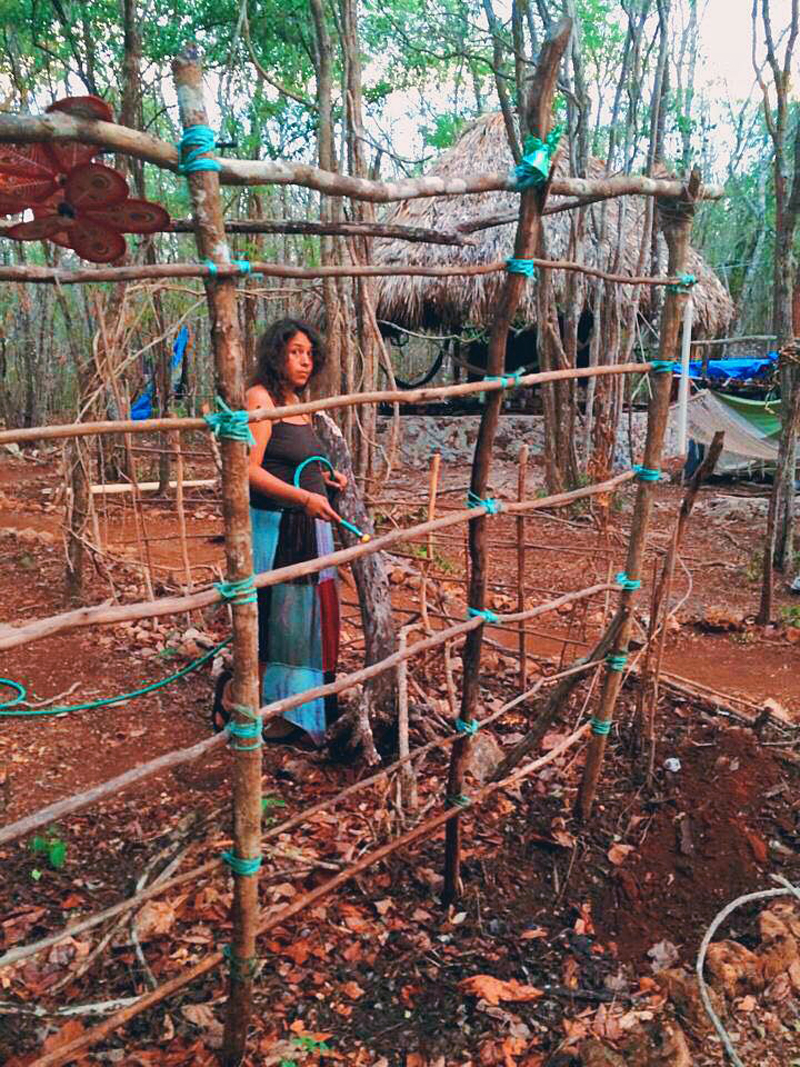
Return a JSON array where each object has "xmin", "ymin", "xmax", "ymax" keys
[{"xmin": 0, "ymin": 0, "xmax": 794, "ymax": 439}]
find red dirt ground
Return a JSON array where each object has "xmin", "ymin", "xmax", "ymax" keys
[{"xmin": 1, "ymin": 446, "xmax": 800, "ymax": 1065}]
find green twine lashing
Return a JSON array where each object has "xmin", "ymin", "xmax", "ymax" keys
[
  {"xmin": 668, "ymin": 272, "xmax": 697, "ymax": 294},
  {"xmin": 203, "ymin": 396, "xmax": 256, "ymax": 447},
  {"xmin": 232, "ymin": 259, "xmax": 251, "ymax": 275},
  {"xmin": 633, "ymin": 465, "xmax": 661, "ymax": 482},
  {"xmin": 485, "ymin": 371, "xmax": 524, "ymax": 389},
  {"xmin": 590, "ymin": 717, "xmax": 612, "ymax": 736},
  {"xmin": 204, "ymin": 259, "xmax": 218, "ymax": 277},
  {"xmin": 215, "ymin": 575, "xmax": 257, "ymax": 606},
  {"xmin": 650, "ymin": 360, "xmax": 675, "ymax": 374},
  {"xmin": 514, "ymin": 124, "xmax": 563, "ymax": 189},
  {"xmin": 606, "ymin": 653, "xmax": 628, "ymax": 672},
  {"xmin": 222, "ymin": 851, "xmax": 262, "ymax": 876},
  {"xmin": 222, "ymin": 944, "xmax": 260, "ymax": 981},
  {"xmin": 446, "ymin": 794, "xmax": 471, "ymax": 808},
  {"xmin": 468, "ymin": 607, "xmax": 500, "ymax": 625},
  {"xmin": 455, "ymin": 717, "xmax": 479, "ymax": 736},
  {"xmin": 467, "ymin": 490, "xmax": 503, "ymax": 515},
  {"xmin": 506, "ymin": 258, "xmax": 536, "ymax": 279},
  {"xmin": 227, "ymin": 717, "xmax": 263, "ymax": 751},
  {"xmin": 615, "ymin": 571, "xmax": 641, "ymax": 591},
  {"xmin": 177, "ymin": 125, "xmax": 221, "ymax": 174}
]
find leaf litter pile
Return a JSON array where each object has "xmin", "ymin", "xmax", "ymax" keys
[{"xmin": 2, "ymin": 456, "xmax": 800, "ymax": 1064}]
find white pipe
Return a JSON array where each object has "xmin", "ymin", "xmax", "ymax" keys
[{"xmin": 676, "ymin": 296, "xmax": 694, "ymax": 456}]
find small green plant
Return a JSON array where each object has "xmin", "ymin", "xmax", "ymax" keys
[
  {"xmin": 29, "ymin": 829, "xmax": 67, "ymax": 869},
  {"xmin": 262, "ymin": 794, "xmax": 286, "ymax": 826},
  {"xmin": 278, "ymin": 1035, "xmax": 333, "ymax": 1066},
  {"xmin": 779, "ymin": 605, "xmax": 800, "ymax": 628}
]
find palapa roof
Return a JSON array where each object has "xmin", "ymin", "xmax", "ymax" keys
[{"xmin": 371, "ymin": 113, "xmax": 735, "ymax": 339}]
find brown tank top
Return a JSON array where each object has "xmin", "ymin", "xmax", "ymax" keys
[{"xmin": 250, "ymin": 421, "xmax": 329, "ymax": 511}]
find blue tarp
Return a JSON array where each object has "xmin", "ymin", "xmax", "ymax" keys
[
  {"xmin": 682, "ymin": 351, "xmax": 778, "ymax": 382},
  {"xmin": 130, "ymin": 326, "xmax": 190, "ymax": 420}
]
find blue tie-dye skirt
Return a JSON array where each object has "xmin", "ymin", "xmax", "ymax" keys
[{"xmin": 250, "ymin": 508, "xmax": 339, "ymax": 745}]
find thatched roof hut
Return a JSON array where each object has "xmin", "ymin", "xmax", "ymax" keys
[{"xmin": 371, "ymin": 113, "xmax": 735, "ymax": 339}]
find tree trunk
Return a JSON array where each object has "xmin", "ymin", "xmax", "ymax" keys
[{"xmin": 315, "ymin": 411, "xmax": 396, "ymax": 761}]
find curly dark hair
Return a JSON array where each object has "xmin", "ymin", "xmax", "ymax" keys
[{"xmin": 250, "ymin": 318, "xmax": 326, "ymax": 404}]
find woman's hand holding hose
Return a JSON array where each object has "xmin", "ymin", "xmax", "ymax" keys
[{"xmin": 302, "ymin": 491, "xmax": 341, "ymax": 523}]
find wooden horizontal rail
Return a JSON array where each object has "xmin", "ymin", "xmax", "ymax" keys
[
  {"xmin": 0, "ymin": 112, "xmax": 724, "ymax": 205},
  {"xmin": 0, "ymin": 473, "xmax": 633, "ymax": 651},
  {"xmin": 0, "ymin": 582, "xmax": 611, "ymax": 847},
  {"xmin": 0, "ymin": 260, "xmax": 503, "ymax": 285},
  {"xmin": 0, "ymin": 361, "xmax": 654, "ymax": 446},
  {"xmin": 0, "ymin": 257, "xmax": 695, "ymax": 289},
  {"xmin": 28, "ymin": 724, "xmax": 590, "ymax": 1067}
]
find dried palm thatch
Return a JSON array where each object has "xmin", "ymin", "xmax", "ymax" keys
[{"xmin": 370, "ymin": 113, "xmax": 735, "ymax": 338}]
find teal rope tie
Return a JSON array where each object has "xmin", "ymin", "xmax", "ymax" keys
[
  {"xmin": 615, "ymin": 571, "xmax": 641, "ymax": 591},
  {"xmin": 177, "ymin": 125, "xmax": 221, "ymax": 174},
  {"xmin": 485, "ymin": 371, "xmax": 524, "ymax": 389},
  {"xmin": 446, "ymin": 794, "xmax": 471, "ymax": 809},
  {"xmin": 633, "ymin": 465, "xmax": 661, "ymax": 482},
  {"xmin": 222, "ymin": 944, "xmax": 260, "ymax": 981},
  {"xmin": 455, "ymin": 717, "xmax": 479, "ymax": 736},
  {"xmin": 590, "ymin": 717, "xmax": 613, "ymax": 736},
  {"xmin": 668, "ymin": 272, "xmax": 697, "ymax": 294},
  {"xmin": 467, "ymin": 490, "xmax": 503, "ymax": 515},
  {"xmin": 605, "ymin": 653, "xmax": 628, "ymax": 672},
  {"xmin": 514, "ymin": 124, "xmax": 563, "ymax": 189},
  {"xmin": 204, "ymin": 259, "xmax": 218, "ymax": 277},
  {"xmin": 203, "ymin": 396, "xmax": 256, "ymax": 447},
  {"xmin": 227, "ymin": 715, "xmax": 263, "ymax": 751},
  {"xmin": 650, "ymin": 360, "xmax": 675, "ymax": 374},
  {"xmin": 222, "ymin": 851, "xmax": 262, "ymax": 876},
  {"xmin": 506, "ymin": 258, "xmax": 536, "ymax": 279},
  {"xmin": 468, "ymin": 607, "xmax": 500, "ymax": 625},
  {"xmin": 215, "ymin": 575, "xmax": 257, "ymax": 606},
  {"xmin": 232, "ymin": 259, "xmax": 251, "ymax": 275}
]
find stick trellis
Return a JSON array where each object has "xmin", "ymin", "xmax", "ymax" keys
[{"xmin": 0, "ymin": 22, "xmax": 717, "ymax": 1063}]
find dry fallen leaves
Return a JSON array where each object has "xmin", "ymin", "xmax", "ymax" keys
[
  {"xmin": 608, "ymin": 843, "xmax": 635, "ymax": 866},
  {"xmin": 459, "ymin": 974, "xmax": 543, "ymax": 1006},
  {"xmin": 135, "ymin": 900, "xmax": 176, "ymax": 941}
]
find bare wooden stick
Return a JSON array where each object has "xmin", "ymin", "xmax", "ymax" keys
[
  {"xmin": 0, "ymin": 360, "xmax": 659, "ymax": 447},
  {"xmin": 642, "ymin": 431, "xmax": 725, "ymax": 782},
  {"xmin": 396, "ymin": 627, "xmax": 417, "ymax": 811},
  {"xmin": 172, "ymin": 44, "xmax": 262, "ymax": 1065},
  {"xmin": 171, "ymin": 424, "xmax": 195, "ymax": 625},
  {"xmin": 0, "ymin": 471, "xmax": 634, "ymax": 652},
  {"xmin": 576, "ymin": 172, "xmax": 703, "ymax": 821},
  {"xmin": 517, "ymin": 444, "xmax": 529, "ymax": 691},
  {"xmin": 28, "ymin": 723, "xmax": 589, "ymax": 1067},
  {"xmin": 0, "ymin": 110, "xmax": 724, "ymax": 204},
  {"xmin": 140, "ymin": 216, "xmax": 477, "ymax": 245},
  {"xmin": 419, "ymin": 452, "xmax": 441, "ymax": 633}
]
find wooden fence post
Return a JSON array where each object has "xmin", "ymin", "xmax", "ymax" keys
[
  {"xmin": 442, "ymin": 16, "xmax": 573, "ymax": 904},
  {"xmin": 172, "ymin": 43, "xmax": 262, "ymax": 1066},
  {"xmin": 576, "ymin": 171, "xmax": 702, "ymax": 821}
]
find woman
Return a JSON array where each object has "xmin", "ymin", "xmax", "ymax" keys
[{"xmin": 213, "ymin": 317, "xmax": 346, "ymax": 744}]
